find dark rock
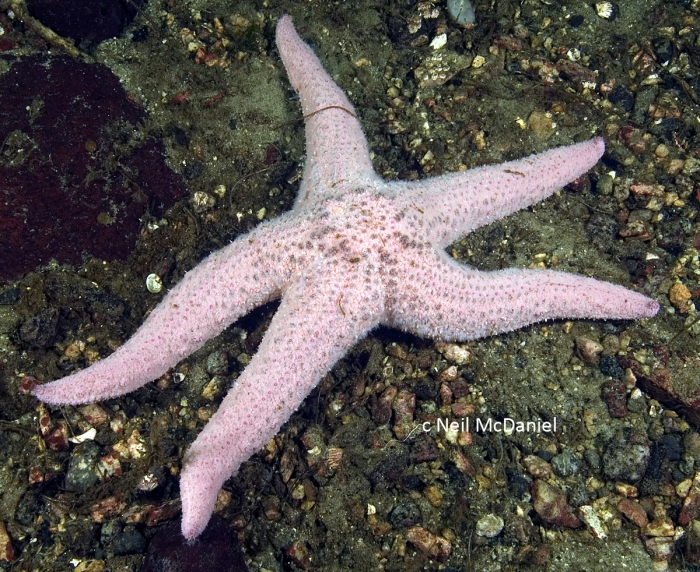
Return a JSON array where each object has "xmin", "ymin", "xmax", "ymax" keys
[
  {"xmin": 183, "ymin": 161, "xmax": 204, "ymax": 180},
  {"xmin": 645, "ymin": 442, "xmax": 665, "ymax": 480},
  {"xmin": 111, "ymin": 526, "xmax": 147, "ymax": 556},
  {"xmin": 65, "ymin": 441, "xmax": 101, "ymax": 492},
  {"xmin": 660, "ymin": 434, "xmax": 683, "ymax": 462},
  {"xmin": 640, "ymin": 441, "xmax": 666, "ymax": 496},
  {"xmin": 450, "ymin": 379, "xmax": 470, "ymax": 399},
  {"xmin": 401, "ymin": 475, "xmax": 426, "ymax": 492},
  {"xmin": 599, "ymin": 355, "xmax": 623, "ymax": 378},
  {"xmin": 607, "ymin": 85, "xmax": 635, "ymax": 113},
  {"xmin": 632, "ymin": 86, "xmax": 658, "ymax": 124},
  {"xmin": 413, "ymin": 383, "xmax": 434, "ymax": 401},
  {"xmin": 15, "ymin": 491, "xmax": 44, "ymax": 526},
  {"xmin": 619, "ymin": 357, "xmax": 700, "ymax": 426},
  {"xmin": 371, "ymin": 386, "xmax": 396, "ymax": 425},
  {"xmin": 171, "ymin": 125, "xmax": 191, "ymax": 147},
  {"xmin": 140, "ymin": 516, "xmax": 249, "ymax": 572},
  {"xmin": 389, "ymin": 502, "xmax": 422, "ymax": 528},
  {"xmin": 657, "ymin": 218, "xmax": 685, "ymax": 257},
  {"xmin": 567, "ymin": 14, "xmax": 584, "ymax": 27},
  {"xmin": 505, "ymin": 469, "xmax": 531, "ymax": 498},
  {"xmin": 647, "ymin": 117, "xmax": 689, "ymax": 140}
]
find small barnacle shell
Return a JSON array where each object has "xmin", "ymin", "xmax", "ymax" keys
[
  {"xmin": 595, "ymin": 2, "xmax": 619, "ymax": 21},
  {"xmin": 146, "ymin": 273, "xmax": 163, "ymax": 294}
]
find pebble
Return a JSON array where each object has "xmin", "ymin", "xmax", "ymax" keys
[
  {"xmin": 669, "ymin": 282, "xmax": 692, "ymax": 313},
  {"xmin": 65, "ymin": 441, "xmax": 100, "ymax": 492},
  {"xmin": 599, "ymin": 355, "xmax": 623, "ymax": 378},
  {"xmin": 644, "ymin": 536, "xmax": 675, "ymax": 570},
  {"xmin": 79, "ymin": 403, "xmax": 109, "ymax": 426},
  {"xmin": 475, "ymin": 514, "xmax": 504, "ymax": 538},
  {"xmin": 392, "ymin": 390, "xmax": 415, "ymax": 440},
  {"xmin": 551, "ymin": 450, "xmax": 580, "ymax": 477},
  {"xmin": 425, "ymin": 485, "xmax": 443, "ymax": 507},
  {"xmin": 602, "ymin": 431, "xmax": 650, "ymax": 481},
  {"xmin": 531, "ymin": 479, "xmax": 581, "ymax": 528},
  {"xmin": 601, "ymin": 378, "xmax": 628, "ymax": 418},
  {"xmin": 575, "ymin": 337, "xmax": 604, "ymax": 363},
  {"xmin": 523, "ymin": 454, "xmax": 552, "ymax": 478},
  {"xmin": 578, "ymin": 505, "xmax": 607, "ymax": 540},
  {"xmin": 447, "ymin": 0, "xmax": 475, "ymax": 25},
  {"xmin": 406, "ymin": 526, "xmax": 452, "ymax": 561},
  {"xmin": 617, "ymin": 498, "xmax": 648, "ymax": 528},
  {"xmin": 110, "ymin": 526, "xmax": 147, "ymax": 556},
  {"xmin": 0, "ymin": 522, "xmax": 14, "ymax": 562},
  {"xmin": 435, "ymin": 341, "xmax": 471, "ymax": 364},
  {"xmin": 371, "ymin": 386, "xmax": 397, "ymax": 425},
  {"xmin": 684, "ymin": 432, "xmax": 700, "ymax": 459},
  {"xmin": 528, "ymin": 110, "xmax": 556, "ymax": 139},
  {"xmin": 206, "ymin": 350, "xmax": 229, "ymax": 375}
]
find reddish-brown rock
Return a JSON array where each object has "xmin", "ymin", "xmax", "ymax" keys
[{"xmin": 531, "ymin": 480, "xmax": 581, "ymax": 528}]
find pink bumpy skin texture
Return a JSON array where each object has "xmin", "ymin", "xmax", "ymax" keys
[{"xmin": 34, "ymin": 14, "xmax": 659, "ymax": 539}]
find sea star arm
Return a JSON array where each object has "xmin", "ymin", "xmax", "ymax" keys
[
  {"xmin": 34, "ymin": 217, "xmax": 308, "ymax": 404},
  {"xmin": 385, "ymin": 249, "xmax": 659, "ymax": 340},
  {"xmin": 179, "ymin": 260, "xmax": 383, "ymax": 539},
  {"xmin": 276, "ymin": 15, "xmax": 378, "ymax": 208},
  {"xmin": 391, "ymin": 138, "xmax": 605, "ymax": 248}
]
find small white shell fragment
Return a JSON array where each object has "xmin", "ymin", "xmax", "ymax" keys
[
  {"xmin": 578, "ymin": 505, "xmax": 608, "ymax": 539},
  {"xmin": 430, "ymin": 33, "xmax": 447, "ymax": 50},
  {"xmin": 146, "ymin": 273, "xmax": 163, "ymax": 294},
  {"xmin": 69, "ymin": 427, "xmax": 97, "ymax": 444}
]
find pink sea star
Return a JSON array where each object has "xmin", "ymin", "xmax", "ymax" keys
[{"xmin": 35, "ymin": 14, "xmax": 659, "ymax": 539}]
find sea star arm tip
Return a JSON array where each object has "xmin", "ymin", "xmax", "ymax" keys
[
  {"xmin": 276, "ymin": 14, "xmax": 377, "ymax": 206},
  {"xmin": 386, "ymin": 251, "xmax": 657, "ymax": 340},
  {"xmin": 179, "ymin": 262, "xmax": 383, "ymax": 538},
  {"xmin": 33, "ymin": 224, "xmax": 303, "ymax": 405},
  {"xmin": 398, "ymin": 137, "xmax": 607, "ymax": 247}
]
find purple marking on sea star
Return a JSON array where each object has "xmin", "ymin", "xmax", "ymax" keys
[{"xmin": 35, "ymin": 14, "xmax": 659, "ymax": 539}]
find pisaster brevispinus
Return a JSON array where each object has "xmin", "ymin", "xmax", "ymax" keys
[{"xmin": 35, "ymin": 14, "xmax": 659, "ymax": 539}]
